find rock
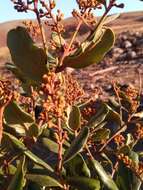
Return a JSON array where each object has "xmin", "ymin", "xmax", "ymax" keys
[
  {"xmin": 121, "ymin": 34, "xmax": 128, "ymax": 40},
  {"xmin": 136, "ymin": 38, "xmax": 143, "ymax": 46},
  {"xmin": 112, "ymin": 47, "xmax": 124, "ymax": 57},
  {"xmin": 126, "ymin": 50, "xmax": 137, "ymax": 59},
  {"xmin": 124, "ymin": 40, "xmax": 132, "ymax": 48}
]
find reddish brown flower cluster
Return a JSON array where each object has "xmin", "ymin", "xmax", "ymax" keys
[
  {"xmin": 118, "ymin": 153, "xmax": 135, "ymax": 168},
  {"xmin": 23, "ymin": 20, "xmax": 41, "ymax": 39},
  {"xmin": 0, "ymin": 80, "xmax": 13, "ymax": 107},
  {"xmin": 118, "ymin": 153, "xmax": 143, "ymax": 178},
  {"xmin": 114, "ymin": 134, "xmax": 125, "ymax": 147},
  {"xmin": 137, "ymin": 162, "xmax": 143, "ymax": 175},
  {"xmin": 39, "ymin": 72, "xmax": 66, "ymax": 123},
  {"xmin": 134, "ymin": 123, "xmax": 143, "ymax": 140},
  {"xmin": 81, "ymin": 101, "xmax": 96, "ymax": 119},
  {"xmin": 76, "ymin": 0, "xmax": 99, "ymax": 9},
  {"xmin": 125, "ymin": 86, "xmax": 139, "ymax": 113},
  {"xmin": 65, "ymin": 74, "xmax": 84, "ymax": 105},
  {"xmin": 40, "ymin": 0, "xmax": 65, "ymax": 34}
]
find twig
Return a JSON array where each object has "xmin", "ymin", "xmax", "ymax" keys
[
  {"xmin": 89, "ymin": 66, "xmax": 118, "ymax": 77},
  {"xmin": 113, "ymin": 82, "xmax": 123, "ymax": 121},
  {"xmin": 138, "ymin": 68, "xmax": 142, "ymax": 96},
  {"xmin": 99, "ymin": 124, "xmax": 127, "ymax": 153},
  {"xmin": 57, "ymin": 117, "xmax": 63, "ymax": 173},
  {"xmin": 111, "ymin": 161, "xmax": 119, "ymax": 178},
  {"xmin": 35, "ymin": 9, "xmax": 48, "ymax": 54},
  {"xmin": 0, "ymin": 107, "xmax": 4, "ymax": 143},
  {"xmin": 59, "ymin": 19, "xmax": 83, "ymax": 66}
]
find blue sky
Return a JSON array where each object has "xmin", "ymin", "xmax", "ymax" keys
[{"xmin": 0, "ymin": 0, "xmax": 143, "ymax": 23}]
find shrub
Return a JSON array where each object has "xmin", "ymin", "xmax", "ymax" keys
[{"xmin": 0, "ymin": 1, "xmax": 143, "ymax": 190}]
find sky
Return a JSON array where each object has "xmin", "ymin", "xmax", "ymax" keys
[{"xmin": 0, "ymin": 0, "xmax": 143, "ymax": 23}]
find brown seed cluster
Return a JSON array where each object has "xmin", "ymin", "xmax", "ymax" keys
[
  {"xmin": 76, "ymin": 0, "xmax": 98, "ymax": 9},
  {"xmin": 118, "ymin": 153, "xmax": 135, "ymax": 168},
  {"xmin": 81, "ymin": 101, "xmax": 96, "ymax": 119},
  {"xmin": 40, "ymin": 0, "xmax": 65, "ymax": 34},
  {"xmin": 134, "ymin": 123, "xmax": 143, "ymax": 140},
  {"xmin": 65, "ymin": 74, "xmax": 84, "ymax": 105},
  {"xmin": 0, "ymin": 80, "xmax": 13, "ymax": 107},
  {"xmin": 38, "ymin": 72, "xmax": 84, "ymax": 128},
  {"xmin": 137, "ymin": 162, "xmax": 143, "ymax": 175},
  {"xmin": 114, "ymin": 134, "xmax": 125, "ymax": 146},
  {"xmin": 125, "ymin": 86, "xmax": 139, "ymax": 112},
  {"xmin": 23, "ymin": 21, "xmax": 41, "ymax": 39},
  {"xmin": 40, "ymin": 72, "xmax": 66, "ymax": 122},
  {"xmin": 72, "ymin": 8, "xmax": 96, "ymax": 26},
  {"xmin": 118, "ymin": 153, "xmax": 143, "ymax": 178}
]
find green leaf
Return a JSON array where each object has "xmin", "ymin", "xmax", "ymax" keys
[
  {"xmin": 4, "ymin": 101, "xmax": 34, "ymax": 125},
  {"xmin": 27, "ymin": 182, "xmax": 42, "ymax": 190},
  {"xmin": 7, "ymin": 156, "xmax": 27, "ymax": 190},
  {"xmin": 64, "ymin": 127, "xmax": 89, "ymax": 163},
  {"xmin": 27, "ymin": 123, "xmax": 39, "ymax": 137},
  {"xmin": 5, "ymin": 62, "xmax": 27, "ymax": 83},
  {"xmin": 67, "ymin": 176, "xmax": 100, "ymax": 190},
  {"xmin": 103, "ymin": 13, "xmax": 120, "ymax": 25},
  {"xmin": 4, "ymin": 101, "xmax": 35, "ymax": 136},
  {"xmin": 65, "ymin": 153, "xmax": 91, "ymax": 178},
  {"xmin": 5, "ymin": 62, "xmax": 38, "ymax": 94},
  {"xmin": 116, "ymin": 150, "xmax": 141, "ymax": 190},
  {"xmin": 51, "ymin": 32, "xmax": 65, "ymax": 48},
  {"xmin": 3, "ymin": 132, "xmax": 54, "ymax": 172},
  {"xmin": 68, "ymin": 106, "xmax": 81, "ymax": 130},
  {"xmin": 93, "ymin": 128, "xmax": 110, "ymax": 142},
  {"xmin": 58, "ymin": 28, "xmax": 115, "ymax": 70},
  {"xmin": 105, "ymin": 104, "xmax": 122, "ymax": 131},
  {"xmin": 91, "ymin": 159, "xmax": 119, "ymax": 190},
  {"xmin": 41, "ymin": 137, "xmax": 65, "ymax": 154},
  {"xmin": 88, "ymin": 103, "xmax": 109, "ymax": 128},
  {"xmin": 26, "ymin": 174, "xmax": 63, "ymax": 188},
  {"xmin": 7, "ymin": 26, "xmax": 48, "ymax": 82}
]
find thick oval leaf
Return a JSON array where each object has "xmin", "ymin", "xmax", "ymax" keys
[
  {"xmin": 4, "ymin": 122, "xmax": 39, "ymax": 138},
  {"xmin": 64, "ymin": 127, "xmax": 89, "ymax": 163},
  {"xmin": 5, "ymin": 62, "xmax": 27, "ymax": 83},
  {"xmin": 68, "ymin": 106, "xmax": 81, "ymax": 130},
  {"xmin": 58, "ymin": 28, "xmax": 115, "ymax": 69},
  {"xmin": 3, "ymin": 132, "xmax": 53, "ymax": 172},
  {"xmin": 7, "ymin": 26, "xmax": 48, "ymax": 82},
  {"xmin": 7, "ymin": 156, "xmax": 27, "ymax": 190},
  {"xmin": 105, "ymin": 104, "xmax": 122, "ymax": 132},
  {"xmin": 26, "ymin": 174, "xmax": 63, "ymax": 188},
  {"xmin": 103, "ymin": 13, "xmax": 120, "ymax": 25},
  {"xmin": 27, "ymin": 123, "xmax": 39, "ymax": 137},
  {"xmin": 116, "ymin": 150, "xmax": 141, "ymax": 190},
  {"xmin": 67, "ymin": 176, "xmax": 100, "ymax": 190},
  {"xmin": 91, "ymin": 159, "xmax": 119, "ymax": 190},
  {"xmin": 51, "ymin": 32, "xmax": 65, "ymax": 48},
  {"xmin": 88, "ymin": 103, "xmax": 109, "ymax": 128},
  {"xmin": 27, "ymin": 182, "xmax": 42, "ymax": 190},
  {"xmin": 4, "ymin": 101, "xmax": 34, "ymax": 136},
  {"xmin": 93, "ymin": 128, "xmax": 110, "ymax": 142},
  {"xmin": 41, "ymin": 137, "xmax": 65, "ymax": 154},
  {"xmin": 65, "ymin": 153, "xmax": 91, "ymax": 178}
]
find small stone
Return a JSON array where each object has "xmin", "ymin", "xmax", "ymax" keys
[
  {"xmin": 112, "ymin": 47, "xmax": 124, "ymax": 57},
  {"xmin": 127, "ymin": 50, "xmax": 137, "ymax": 59},
  {"xmin": 124, "ymin": 40, "xmax": 132, "ymax": 48}
]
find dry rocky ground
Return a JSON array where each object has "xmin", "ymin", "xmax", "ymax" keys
[
  {"xmin": 72, "ymin": 30, "xmax": 143, "ymax": 98},
  {"xmin": 0, "ymin": 11, "xmax": 143, "ymax": 98}
]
